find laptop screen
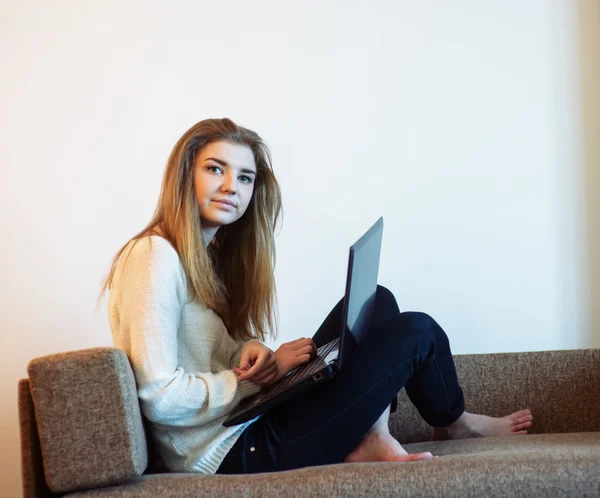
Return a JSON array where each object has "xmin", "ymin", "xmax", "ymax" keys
[{"xmin": 338, "ymin": 217, "xmax": 383, "ymax": 369}]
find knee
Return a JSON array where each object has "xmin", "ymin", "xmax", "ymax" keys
[
  {"xmin": 401, "ymin": 311, "xmax": 434, "ymax": 329},
  {"xmin": 376, "ymin": 285, "xmax": 393, "ymax": 299},
  {"xmin": 375, "ymin": 285, "xmax": 400, "ymax": 313},
  {"xmin": 398, "ymin": 311, "xmax": 447, "ymax": 345}
]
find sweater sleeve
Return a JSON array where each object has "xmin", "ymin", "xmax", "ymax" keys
[
  {"xmin": 113, "ymin": 237, "xmax": 260, "ymax": 427},
  {"xmin": 230, "ymin": 340, "xmax": 246, "ymax": 369}
]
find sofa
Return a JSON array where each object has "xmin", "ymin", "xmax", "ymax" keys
[{"xmin": 18, "ymin": 347, "xmax": 600, "ymax": 497}]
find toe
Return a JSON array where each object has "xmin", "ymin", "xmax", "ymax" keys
[
  {"xmin": 513, "ymin": 421, "xmax": 532, "ymax": 431},
  {"xmin": 514, "ymin": 414, "xmax": 534, "ymax": 425},
  {"xmin": 406, "ymin": 452, "xmax": 434, "ymax": 461},
  {"xmin": 510, "ymin": 409, "xmax": 531, "ymax": 420}
]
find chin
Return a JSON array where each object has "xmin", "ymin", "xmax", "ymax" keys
[{"xmin": 202, "ymin": 213, "xmax": 238, "ymax": 227}]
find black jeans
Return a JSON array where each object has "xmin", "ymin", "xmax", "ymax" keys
[{"xmin": 216, "ymin": 285, "xmax": 465, "ymax": 474}]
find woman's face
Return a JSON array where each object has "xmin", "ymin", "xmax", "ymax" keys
[{"xmin": 194, "ymin": 140, "xmax": 257, "ymax": 230}]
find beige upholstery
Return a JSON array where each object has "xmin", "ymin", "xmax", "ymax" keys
[
  {"xmin": 18, "ymin": 348, "xmax": 600, "ymax": 497},
  {"xmin": 66, "ymin": 433, "xmax": 600, "ymax": 498},
  {"xmin": 27, "ymin": 348, "xmax": 148, "ymax": 493},
  {"xmin": 390, "ymin": 349, "xmax": 600, "ymax": 443}
]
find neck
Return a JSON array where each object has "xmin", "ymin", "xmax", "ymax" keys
[{"xmin": 201, "ymin": 226, "xmax": 219, "ymax": 248}]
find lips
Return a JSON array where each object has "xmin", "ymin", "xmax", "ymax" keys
[{"xmin": 213, "ymin": 200, "xmax": 235, "ymax": 208}]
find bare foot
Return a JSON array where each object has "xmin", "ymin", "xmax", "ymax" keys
[
  {"xmin": 344, "ymin": 427, "xmax": 434, "ymax": 463},
  {"xmin": 432, "ymin": 409, "xmax": 533, "ymax": 440}
]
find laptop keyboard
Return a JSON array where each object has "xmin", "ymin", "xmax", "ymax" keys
[{"xmin": 258, "ymin": 338, "xmax": 340, "ymax": 401}]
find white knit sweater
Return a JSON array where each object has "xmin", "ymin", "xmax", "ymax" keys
[{"xmin": 108, "ymin": 235, "xmax": 261, "ymax": 474}]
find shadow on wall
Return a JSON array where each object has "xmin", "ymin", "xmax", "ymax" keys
[{"xmin": 577, "ymin": 1, "xmax": 600, "ymax": 348}]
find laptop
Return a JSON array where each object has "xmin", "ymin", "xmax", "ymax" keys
[{"xmin": 223, "ymin": 216, "xmax": 384, "ymax": 427}]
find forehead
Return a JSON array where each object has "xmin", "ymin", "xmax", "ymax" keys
[{"xmin": 198, "ymin": 140, "xmax": 256, "ymax": 170}]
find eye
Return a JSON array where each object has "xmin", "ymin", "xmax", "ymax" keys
[
  {"xmin": 240, "ymin": 175, "xmax": 254, "ymax": 184},
  {"xmin": 207, "ymin": 166, "xmax": 223, "ymax": 174}
]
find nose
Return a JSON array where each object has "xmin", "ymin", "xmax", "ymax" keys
[{"xmin": 221, "ymin": 172, "xmax": 238, "ymax": 194}]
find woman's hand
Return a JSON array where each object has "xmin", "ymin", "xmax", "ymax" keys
[
  {"xmin": 234, "ymin": 341, "xmax": 278, "ymax": 386},
  {"xmin": 273, "ymin": 338, "xmax": 318, "ymax": 382}
]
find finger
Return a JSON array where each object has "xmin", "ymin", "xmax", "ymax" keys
[
  {"xmin": 293, "ymin": 338, "xmax": 314, "ymax": 348},
  {"xmin": 282, "ymin": 338, "xmax": 307, "ymax": 348},
  {"xmin": 291, "ymin": 339, "xmax": 317, "ymax": 358},
  {"xmin": 252, "ymin": 364, "xmax": 278, "ymax": 383},
  {"xmin": 238, "ymin": 350, "xmax": 270, "ymax": 381},
  {"xmin": 255, "ymin": 370, "xmax": 278, "ymax": 386},
  {"xmin": 252, "ymin": 348, "xmax": 269, "ymax": 371},
  {"xmin": 254, "ymin": 373, "xmax": 277, "ymax": 386},
  {"xmin": 251, "ymin": 373, "xmax": 270, "ymax": 385},
  {"xmin": 256, "ymin": 357, "xmax": 276, "ymax": 378},
  {"xmin": 264, "ymin": 360, "xmax": 278, "ymax": 374},
  {"xmin": 234, "ymin": 366, "xmax": 254, "ymax": 376},
  {"xmin": 235, "ymin": 361, "xmax": 253, "ymax": 375},
  {"xmin": 239, "ymin": 349, "xmax": 257, "ymax": 372},
  {"xmin": 237, "ymin": 364, "xmax": 262, "ymax": 381},
  {"xmin": 236, "ymin": 362, "xmax": 262, "ymax": 381},
  {"xmin": 292, "ymin": 353, "xmax": 311, "ymax": 368},
  {"xmin": 263, "ymin": 353, "xmax": 277, "ymax": 370},
  {"xmin": 295, "ymin": 345, "xmax": 315, "ymax": 357},
  {"xmin": 513, "ymin": 430, "xmax": 528, "ymax": 435}
]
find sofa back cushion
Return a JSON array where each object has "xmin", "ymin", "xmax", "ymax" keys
[
  {"xmin": 389, "ymin": 348, "xmax": 600, "ymax": 443},
  {"xmin": 27, "ymin": 348, "xmax": 148, "ymax": 494}
]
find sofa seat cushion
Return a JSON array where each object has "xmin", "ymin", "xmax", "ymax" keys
[{"xmin": 66, "ymin": 432, "xmax": 600, "ymax": 497}]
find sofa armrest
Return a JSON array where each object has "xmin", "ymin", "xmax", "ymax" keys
[
  {"xmin": 18, "ymin": 379, "xmax": 55, "ymax": 498},
  {"xmin": 389, "ymin": 348, "xmax": 600, "ymax": 443},
  {"xmin": 27, "ymin": 347, "xmax": 148, "ymax": 494}
]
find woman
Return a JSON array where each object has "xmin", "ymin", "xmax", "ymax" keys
[{"xmin": 99, "ymin": 118, "xmax": 533, "ymax": 475}]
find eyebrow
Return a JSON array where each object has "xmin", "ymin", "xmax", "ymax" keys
[{"xmin": 204, "ymin": 157, "xmax": 257, "ymax": 176}]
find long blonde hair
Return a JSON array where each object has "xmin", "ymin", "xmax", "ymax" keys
[{"xmin": 98, "ymin": 118, "xmax": 282, "ymax": 342}]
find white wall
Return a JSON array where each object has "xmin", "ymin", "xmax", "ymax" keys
[{"xmin": 1, "ymin": 0, "xmax": 598, "ymax": 495}]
